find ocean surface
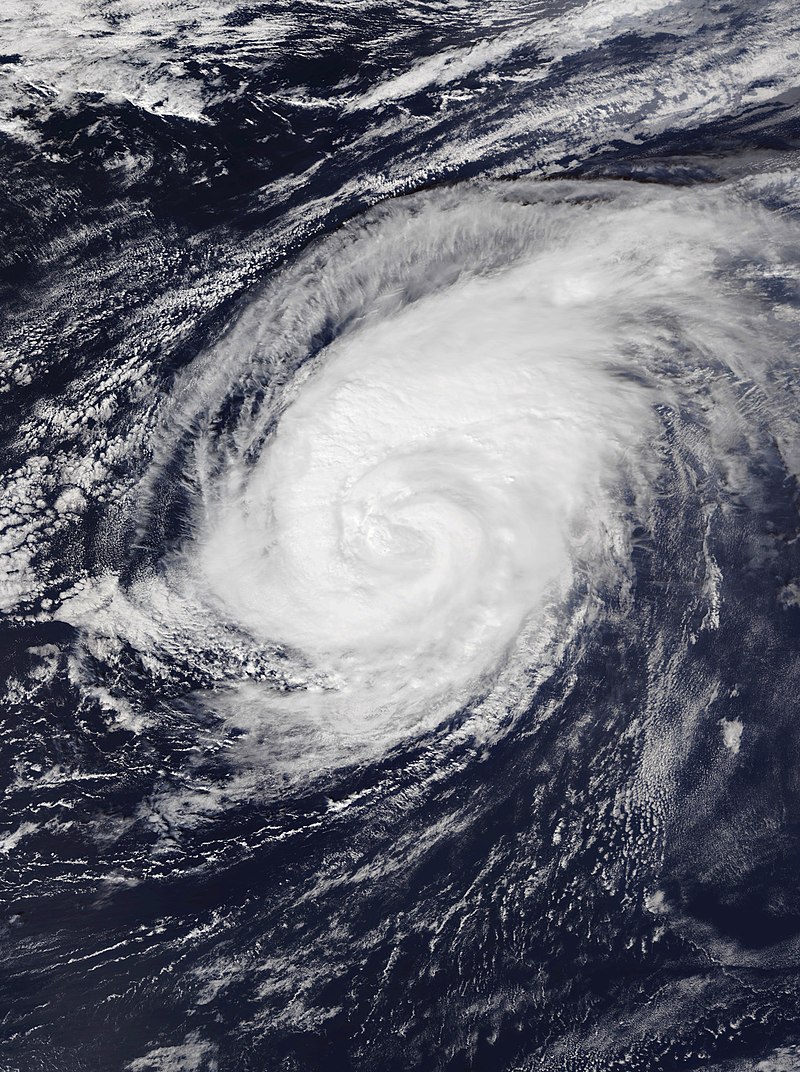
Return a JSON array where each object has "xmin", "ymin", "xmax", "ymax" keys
[{"xmin": 2, "ymin": 2, "xmax": 800, "ymax": 1070}]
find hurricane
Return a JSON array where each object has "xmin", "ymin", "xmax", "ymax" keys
[{"xmin": 2, "ymin": 1, "xmax": 800, "ymax": 1070}]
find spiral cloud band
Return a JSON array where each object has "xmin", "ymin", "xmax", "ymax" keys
[
  {"xmin": 5, "ymin": 0, "xmax": 800, "ymax": 1064},
  {"xmin": 55, "ymin": 174, "xmax": 799, "ymax": 796}
]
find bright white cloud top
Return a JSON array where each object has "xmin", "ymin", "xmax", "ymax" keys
[{"xmin": 56, "ymin": 175, "xmax": 800, "ymax": 789}]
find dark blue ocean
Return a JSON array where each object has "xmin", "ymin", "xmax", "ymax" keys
[{"xmin": 2, "ymin": 2, "xmax": 800, "ymax": 1070}]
